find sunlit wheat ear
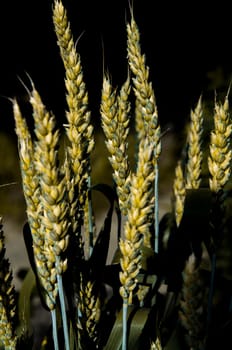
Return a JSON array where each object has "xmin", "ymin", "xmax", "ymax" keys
[
  {"xmin": 173, "ymin": 161, "xmax": 186, "ymax": 226},
  {"xmin": 53, "ymin": 0, "xmax": 94, "ymax": 203},
  {"xmin": 208, "ymin": 94, "xmax": 232, "ymax": 192},
  {"xmin": 78, "ymin": 275, "xmax": 101, "ymax": 347},
  {"xmin": 101, "ymin": 74, "xmax": 132, "ymax": 216},
  {"xmin": 13, "ymin": 99, "xmax": 41, "ymax": 237},
  {"xmin": 127, "ymin": 13, "xmax": 161, "ymax": 253},
  {"xmin": 30, "ymin": 86, "xmax": 70, "ymax": 308},
  {"xmin": 179, "ymin": 253, "xmax": 207, "ymax": 350},
  {"xmin": 13, "ymin": 99, "xmax": 53, "ymax": 305},
  {"xmin": 119, "ymin": 139, "xmax": 155, "ymax": 305},
  {"xmin": 186, "ymin": 96, "xmax": 204, "ymax": 189},
  {"xmin": 0, "ymin": 218, "xmax": 17, "ymax": 349},
  {"xmin": 126, "ymin": 14, "xmax": 161, "ymax": 158}
]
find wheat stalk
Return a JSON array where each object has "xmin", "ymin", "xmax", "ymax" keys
[
  {"xmin": 0, "ymin": 218, "xmax": 17, "ymax": 349},
  {"xmin": 101, "ymin": 74, "xmax": 132, "ymax": 216}
]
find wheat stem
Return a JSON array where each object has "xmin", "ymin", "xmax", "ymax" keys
[{"xmin": 51, "ymin": 309, "xmax": 59, "ymax": 350}]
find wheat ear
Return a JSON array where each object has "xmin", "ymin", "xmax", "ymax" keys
[
  {"xmin": 30, "ymin": 86, "xmax": 71, "ymax": 349},
  {"xmin": 173, "ymin": 161, "xmax": 186, "ymax": 226},
  {"xmin": 0, "ymin": 218, "xmax": 17, "ymax": 349},
  {"xmin": 78, "ymin": 275, "xmax": 101, "ymax": 347},
  {"xmin": 119, "ymin": 138, "xmax": 155, "ymax": 349},
  {"xmin": 53, "ymin": 0, "xmax": 94, "ymax": 201},
  {"xmin": 119, "ymin": 138, "xmax": 155, "ymax": 301},
  {"xmin": 186, "ymin": 96, "xmax": 204, "ymax": 189},
  {"xmin": 13, "ymin": 99, "xmax": 55, "ymax": 306},
  {"xmin": 127, "ymin": 14, "xmax": 161, "ymax": 252},
  {"xmin": 101, "ymin": 74, "xmax": 131, "ymax": 216},
  {"xmin": 126, "ymin": 15, "xmax": 161, "ymax": 155},
  {"xmin": 208, "ymin": 94, "xmax": 232, "ymax": 192},
  {"xmin": 53, "ymin": 0, "xmax": 95, "ymax": 266},
  {"xmin": 179, "ymin": 253, "xmax": 207, "ymax": 350}
]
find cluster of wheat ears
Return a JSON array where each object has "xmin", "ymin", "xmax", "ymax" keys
[{"xmin": 1, "ymin": 1, "xmax": 232, "ymax": 349}]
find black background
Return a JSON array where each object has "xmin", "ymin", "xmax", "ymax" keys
[{"xmin": 0, "ymin": 0, "xmax": 232, "ymax": 134}]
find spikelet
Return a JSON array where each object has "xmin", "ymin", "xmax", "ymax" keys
[
  {"xmin": 186, "ymin": 96, "xmax": 204, "ymax": 189},
  {"xmin": 173, "ymin": 161, "xmax": 186, "ymax": 226},
  {"xmin": 53, "ymin": 0, "xmax": 94, "ymax": 212},
  {"xmin": 150, "ymin": 337, "xmax": 162, "ymax": 350},
  {"xmin": 30, "ymin": 87, "xmax": 70, "ymax": 308},
  {"xmin": 179, "ymin": 253, "xmax": 207, "ymax": 350},
  {"xmin": 101, "ymin": 74, "xmax": 131, "ymax": 216},
  {"xmin": 0, "ymin": 218, "xmax": 17, "ymax": 349},
  {"xmin": 119, "ymin": 139, "xmax": 155, "ymax": 304},
  {"xmin": 208, "ymin": 94, "xmax": 232, "ymax": 192},
  {"xmin": 126, "ymin": 14, "xmax": 161, "ymax": 159}
]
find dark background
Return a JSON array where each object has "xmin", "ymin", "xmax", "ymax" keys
[{"xmin": 0, "ymin": 0, "xmax": 232, "ymax": 134}]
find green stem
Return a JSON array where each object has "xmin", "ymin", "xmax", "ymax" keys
[
  {"xmin": 57, "ymin": 273, "xmax": 70, "ymax": 350},
  {"xmin": 87, "ymin": 175, "xmax": 94, "ymax": 257},
  {"xmin": 51, "ymin": 308, "xmax": 59, "ymax": 350},
  {"xmin": 122, "ymin": 300, "xmax": 128, "ymax": 350},
  {"xmin": 154, "ymin": 162, "xmax": 159, "ymax": 253}
]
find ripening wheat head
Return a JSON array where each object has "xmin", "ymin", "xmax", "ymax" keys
[
  {"xmin": 119, "ymin": 139, "xmax": 155, "ymax": 304},
  {"xmin": 101, "ymin": 74, "xmax": 132, "ymax": 216},
  {"xmin": 208, "ymin": 94, "xmax": 232, "ymax": 192}
]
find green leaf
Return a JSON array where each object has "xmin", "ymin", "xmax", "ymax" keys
[
  {"xmin": 23, "ymin": 222, "xmax": 50, "ymax": 311},
  {"xmin": 103, "ymin": 305, "xmax": 153, "ymax": 350},
  {"xmin": 16, "ymin": 268, "xmax": 36, "ymax": 338}
]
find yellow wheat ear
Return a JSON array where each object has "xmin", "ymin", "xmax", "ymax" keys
[
  {"xmin": 208, "ymin": 93, "xmax": 232, "ymax": 192},
  {"xmin": 126, "ymin": 13, "xmax": 161, "ymax": 253},
  {"xmin": 53, "ymin": 0, "xmax": 95, "ymax": 258},
  {"xmin": 119, "ymin": 138, "xmax": 155, "ymax": 304},
  {"xmin": 186, "ymin": 96, "xmax": 204, "ymax": 189},
  {"xmin": 100, "ymin": 74, "xmax": 131, "ymax": 216},
  {"xmin": 173, "ymin": 160, "xmax": 186, "ymax": 226}
]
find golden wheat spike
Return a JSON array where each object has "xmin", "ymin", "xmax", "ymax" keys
[
  {"xmin": 127, "ymin": 14, "xmax": 161, "ymax": 159},
  {"xmin": 186, "ymin": 96, "xmax": 204, "ymax": 189},
  {"xmin": 30, "ymin": 86, "xmax": 70, "ymax": 308},
  {"xmin": 119, "ymin": 139, "xmax": 155, "ymax": 304},
  {"xmin": 101, "ymin": 74, "xmax": 132, "ymax": 216},
  {"xmin": 173, "ymin": 160, "xmax": 186, "ymax": 226},
  {"xmin": 208, "ymin": 94, "xmax": 232, "ymax": 192}
]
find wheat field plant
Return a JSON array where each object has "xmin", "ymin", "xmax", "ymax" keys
[{"xmin": 1, "ymin": 0, "xmax": 232, "ymax": 349}]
